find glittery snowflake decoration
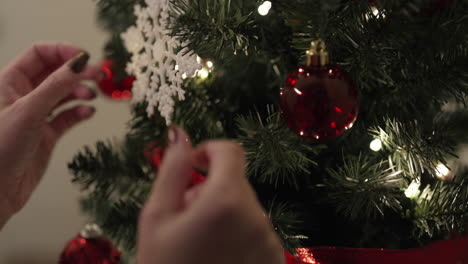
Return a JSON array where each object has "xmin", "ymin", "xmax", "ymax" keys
[{"xmin": 122, "ymin": 0, "xmax": 201, "ymax": 125}]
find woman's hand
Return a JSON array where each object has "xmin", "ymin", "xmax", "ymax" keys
[
  {"xmin": 137, "ymin": 126, "xmax": 285, "ymax": 264},
  {"xmin": 0, "ymin": 43, "xmax": 100, "ymax": 228}
]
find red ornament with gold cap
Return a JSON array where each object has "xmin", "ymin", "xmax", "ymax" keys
[
  {"xmin": 279, "ymin": 41, "xmax": 359, "ymax": 142},
  {"xmin": 59, "ymin": 224, "xmax": 121, "ymax": 264}
]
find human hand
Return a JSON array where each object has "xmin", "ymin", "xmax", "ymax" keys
[
  {"xmin": 0, "ymin": 43, "xmax": 101, "ymax": 227},
  {"xmin": 137, "ymin": 127, "xmax": 285, "ymax": 264}
]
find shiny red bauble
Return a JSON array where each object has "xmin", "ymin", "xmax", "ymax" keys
[
  {"xmin": 280, "ymin": 64, "xmax": 359, "ymax": 142},
  {"xmin": 97, "ymin": 59, "xmax": 134, "ymax": 100},
  {"xmin": 59, "ymin": 234, "xmax": 121, "ymax": 264},
  {"xmin": 144, "ymin": 142, "xmax": 206, "ymax": 187}
]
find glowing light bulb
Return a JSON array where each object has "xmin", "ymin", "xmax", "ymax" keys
[
  {"xmin": 174, "ymin": 65, "xmax": 179, "ymax": 71},
  {"xmin": 405, "ymin": 181, "xmax": 421, "ymax": 199},
  {"xmin": 198, "ymin": 68, "xmax": 209, "ymax": 79},
  {"xmin": 366, "ymin": 6, "xmax": 386, "ymax": 20},
  {"xmin": 182, "ymin": 73, "xmax": 188, "ymax": 79},
  {"xmin": 372, "ymin": 6, "xmax": 380, "ymax": 16},
  {"xmin": 370, "ymin": 139, "xmax": 382, "ymax": 152},
  {"xmin": 258, "ymin": 1, "xmax": 272, "ymax": 16},
  {"xmin": 299, "ymin": 130, "xmax": 305, "ymax": 136},
  {"xmin": 435, "ymin": 163, "xmax": 450, "ymax": 179},
  {"xmin": 206, "ymin": 60, "xmax": 214, "ymax": 69}
]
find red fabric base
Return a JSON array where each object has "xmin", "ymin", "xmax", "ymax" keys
[{"xmin": 285, "ymin": 236, "xmax": 468, "ymax": 264}]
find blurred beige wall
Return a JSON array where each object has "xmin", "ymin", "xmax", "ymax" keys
[{"xmin": 0, "ymin": 1, "xmax": 131, "ymax": 263}]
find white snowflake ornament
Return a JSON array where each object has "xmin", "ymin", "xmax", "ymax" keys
[{"xmin": 122, "ymin": 0, "xmax": 201, "ymax": 125}]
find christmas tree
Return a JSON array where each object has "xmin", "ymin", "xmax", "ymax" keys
[{"xmin": 68, "ymin": 0, "xmax": 468, "ymax": 261}]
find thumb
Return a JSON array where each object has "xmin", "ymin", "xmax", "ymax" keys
[
  {"xmin": 145, "ymin": 126, "xmax": 193, "ymax": 215},
  {"xmin": 23, "ymin": 52, "xmax": 91, "ymax": 117}
]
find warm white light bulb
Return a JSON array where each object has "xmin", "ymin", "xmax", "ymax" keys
[
  {"xmin": 206, "ymin": 61, "xmax": 214, "ymax": 69},
  {"xmin": 366, "ymin": 6, "xmax": 386, "ymax": 20},
  {"xmin": 198, "ymin": 68, "xmax": 209, "ymax": 79},
  {"xmin": 258, "ymin": 1, "xmax": 272, "ymax": 16},
  {"xmin": 405, "ymin": 181, "xmax": 421, "ymax": 199},
  {"xmin": 182, "ymin": 73, "xmax": 188, "ymax": 79},
  {"xmin": 435, "ymin": 163, "xmax": 450, "ymax": 179},
  {"xmin": 174, "ymin": 65, "xmax": 179, "ymax": 71},
  {"xmin": 372, "ymin": 6, "xmax": 380, "ymax": 16},
  {"xmin": 370, "ymin": 139, "xmax": 383, "ymax": 152}
]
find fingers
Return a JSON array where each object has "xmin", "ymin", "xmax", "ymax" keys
[
  {"xmin": 9, "ymin": 42, "xmax": 83, "ymax": 81},
  {"xmin": 183, "ymin": 184, "xmax": 204, "ymax": 209},
  {"xmin": 48, "ymin": 105, "xmax": 95, "ymax": 140},
  {"xmin": 23, "ymin": 51, "xmax": 95, "ymax": 117},
  {"xmin": 53, "ymin": 85, "xmax": 96, "ymax": 110},
  {"xmin": 144, "ymin": 126, "xmax": 193, "ymax": 216},
  {"xmin": 191, "ymin": 140, "xmax": 247, "ymax": 188}
]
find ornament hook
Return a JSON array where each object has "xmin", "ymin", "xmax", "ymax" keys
[
  {"xmin": 306, "ymin": 40, "xmax": 329, "ymax": 66},
  {"xmin": 80, "ymin": 223, "xmax": 103, "ymax": 239}
]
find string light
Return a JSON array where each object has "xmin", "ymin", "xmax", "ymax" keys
[
  {"xmin": 372, "ymin": 6, "xmax": 381, "ymax": 16},
  {"xmin": 405, "ymin": 180, "xmax": 421, "ymax": 199},
  {"xmin": 296, "ymin": 248, "xmax": 318, "ymax": 264},
  {"xmin": 435, "ymin": 163, "xmax": 450, "ymax": 179},
  {"xmin": 366, "ymin": 6, "xmax": 386, "ymax": 20},
  {"xmin": 370, "ymin": 139, "xmax": 383, "ymax": 152},
  {"xmin": 258, "ymin": 1, "xmax": 272, "ymax": 16},
  {"xmin": 194, "ymin": 59, "xmax": 215, "ymax": 80},
  {"xmin": 197, "ymin": 68, "xmax": 210, "ymax": 79}
]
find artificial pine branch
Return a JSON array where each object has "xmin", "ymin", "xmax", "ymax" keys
[
  {"xmin": 267, "ymin": 200, "xmax": 306, "ymax": 254},
  {"xmin": 370, "ymin": 118, "xmax": 459, "ymax": 178},
  {"xmin": 95, "ymin": 0, "xmax": 145, "ymax": 33},
  {"xmin": 325, "ymin": 155, "xmax": 404, "ymax": 221},
  {"xmin": 169, "ymin": 0, "xmax": 260, "ymax": 58},
  {"xmin": 70, "ymin": 136, "xmax": 152, "ymax": 253},
  {"xmin": 412, "ymin": 179, "xmax": 468, "ymax": 238},
  {"xmin": 236, "ymin": 107, "xmax": 324, "ymax": 188},
  {"xmin": 172, "ymin": 79, "xmax": 228, "ymax": 144},
  {"xmin": 101, "ymin": 200, "xmax": 142, "ymax": 253}
]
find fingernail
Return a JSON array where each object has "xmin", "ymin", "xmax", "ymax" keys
[
  {"xmin": 167, "ymin": 125, "xmax": 179, "ymax": 145},
  {"xmin": 69, "ymin": 51, "xmax": 90, "ymax": 74},
  {"xmin": 90, "ymin": 90, "xmax": 98, "ymax": 99}
]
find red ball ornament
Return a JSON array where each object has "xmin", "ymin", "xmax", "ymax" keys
[
  {"xmin": 280, "ymin": 41, "xmax": 358, "ymax": 142},
  {"xmin": 59, "ymin": 224, "xmax": 121, "ymax": 264},
  {"xmin": 144, "ymin": 142, "xmax": 206, "ymax": 187},
  {"xmin": 97, "ymin": 59, "xmax": 134, "ymax": 101}
]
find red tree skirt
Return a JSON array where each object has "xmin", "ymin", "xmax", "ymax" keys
[{"xmin": 285, "ymin": 236, "xmax": 468, "ymax": 264}]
